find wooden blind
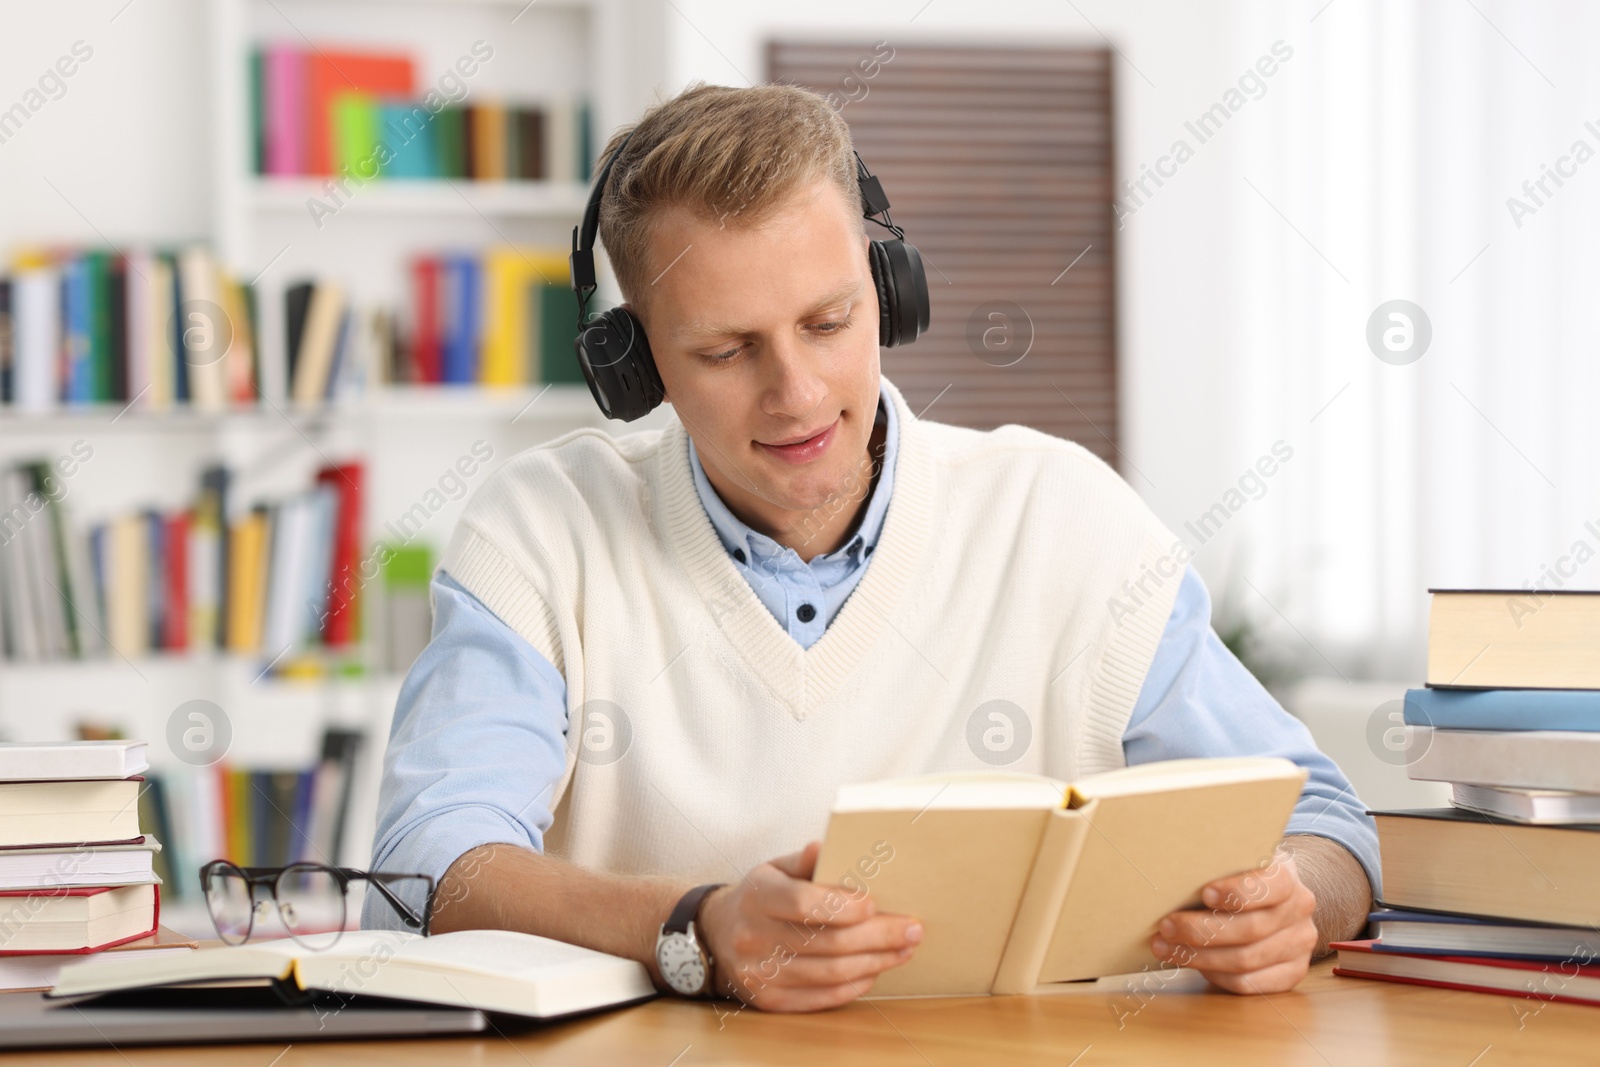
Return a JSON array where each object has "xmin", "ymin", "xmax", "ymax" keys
[{"xmin": 767, "ymin": 42, "xmax": 1119, "ymax": 463}]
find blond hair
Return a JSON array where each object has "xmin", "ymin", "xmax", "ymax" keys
[{"xmin": 595, "ymin": 82, "xmax": 861, "ymax": 310}]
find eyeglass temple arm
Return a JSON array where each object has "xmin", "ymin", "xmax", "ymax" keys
[{"xmin": 361, "ymin": 871, "xmax": 434, "ymax": 929}]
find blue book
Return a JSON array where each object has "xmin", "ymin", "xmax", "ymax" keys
[
  {"xmin": 381, "ymin": 103, "xmax": 437, "ymax": 179},
  {"xmin": 1369, "ymin": 907, "xmax": 1600, "ymax": 960},
  {"xmin": 440, "ymin": 255, "xmax": 481, "ymax": 384},
  {"xmin": 61, "ymin": 257, "xmax": 93, "ymax": 404},
  {"xmin": 1404, "ymin": 686, "xmax": 1600, "ymax": 732}
]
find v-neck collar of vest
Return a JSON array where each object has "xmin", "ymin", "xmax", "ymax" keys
[{"xmin": 652, "ymin": 377, "xmax": 935, "ymax": 720}]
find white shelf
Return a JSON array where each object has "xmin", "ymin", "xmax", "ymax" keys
[
  {"xmin": 0, "ymin": 384, "xmax": 600, "ymax": 433},
  {"xmin": 246, "ymin": 178, "xmax": 592, "ymax": 218}
]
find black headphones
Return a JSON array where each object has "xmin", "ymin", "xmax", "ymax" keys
[{"xmin": 569, "ymin": 130, "xmax": 931, "ymax": 422}]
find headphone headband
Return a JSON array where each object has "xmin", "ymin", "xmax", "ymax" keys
[{"xmin": 569, "ymin": 125, "xmax": 929, "ymax": 421}]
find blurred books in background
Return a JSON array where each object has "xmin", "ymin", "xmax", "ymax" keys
[
  {"xmin": 0, "ymin": 459, "xmax": 365, "ymax": 664},
  {"xmin": 0, "ymin": 247, "xmax": 259, "ymax": 413},
  {"xmin": 0, "ymin": 244, "xmax": 584, "ymax": 411},
  {"xmin": 140, "ymin": 727, "xmax": 364, "ymax": 907},
  {"xmin": 1335, "ymin": 588, "xmax": 1600, "ymax": 1006},
  {"xmin": 251, "ymin": 44, "xmax": 592, "ymax": 182},
  {"xmin": 0, "ymin": 739, "xmax": 196, "ymax": 993}
]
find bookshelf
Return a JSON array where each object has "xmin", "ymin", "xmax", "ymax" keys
[{"xmin": 0, "ymin": 0, "xmax": 671, "ymax": 931}]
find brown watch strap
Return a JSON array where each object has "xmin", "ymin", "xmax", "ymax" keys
[{"xmin": 665, "ymin": 882, "xmax": 725, "ymax": 935}]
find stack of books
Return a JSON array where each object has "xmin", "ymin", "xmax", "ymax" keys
[
  {"xmin": 250, "ymin": 45, "xmax": 593, "ymax": 182},
  {"xmin": 1333, "ymin": 588, "xmax": 1600, "ymax": 1007},
  {"xmin": 0, "ymin": 246, "xmax": 259, "ymax": 412},
  {"xmin": 0, "ymin": 740, "xmax": 196, "ymax": 993}
]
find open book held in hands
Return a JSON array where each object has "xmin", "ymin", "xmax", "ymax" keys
[{"xmin": 812, "ymin": 756, "xmax": 1308, "ymax": 996}]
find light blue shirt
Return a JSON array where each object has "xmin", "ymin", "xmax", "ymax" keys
[{"xmin": 364, "ymin": 385, "xmax": 1381, "ymax": 929}]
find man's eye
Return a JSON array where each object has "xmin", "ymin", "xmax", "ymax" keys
[{"xmin": 703, "ymin": 344, "xmax": 742, "ymax": 363}]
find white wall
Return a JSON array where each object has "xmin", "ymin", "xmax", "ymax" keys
[{"xmin": 0, "ymin": 0, "xmax": 213, "ymax": 250}]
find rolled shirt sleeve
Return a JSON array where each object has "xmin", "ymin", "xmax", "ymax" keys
[
  {"xmin": 360, "ymin": 570, "xmax": 570, "ymax": 931},
  {"xmin": 1122, "ymin": 565, "xmax": 1382, "ymax": 897}
]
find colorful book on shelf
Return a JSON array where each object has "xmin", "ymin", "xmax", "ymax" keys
[
  {"xmin": 382, "ymin": 102, "xmax": 437, "ymax": 179},
  {"xmin": 440, "ymin": 255, "xmax": 482, "ymax": 384},
  {"xmin": 538, "ymin": 279, "xmax": 585, "ymax": 384},
  {"xmin": 333, "ymin": 93, "xmax": 382, "ymax": 178},
  {"xmin": 305, "ymin": 50, "xmax": 415, "ymax": 176},
  {"xmin": 410, "ymin": 257, "xmax": 442, "ymax": 382},
  {"xmin": 0, "ymin": 276, "xmax": 12, "ymax": 403},
  {"xmin": 315, "ymin": 462, "xmax": 365, "ymax": 648},
  {"xmin": 263, "ymin": 45, "xmax": 305, "ymax": 175}
]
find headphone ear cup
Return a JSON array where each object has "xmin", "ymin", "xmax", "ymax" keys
[
  {"xmin": 868, "ymin": 240, "xmax": 896, "ymax": 347},
  {"xmin": 575, "ymin": 307, "xmax": 665, "ymax": 422},
  {"xmin": 868, "ymin": 238, "xmax": 931, "ymax": 348}
]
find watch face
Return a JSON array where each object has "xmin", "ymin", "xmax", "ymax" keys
[{"xmin": 657, "ymin": 931, "xmax": 708, "ymax": 995}]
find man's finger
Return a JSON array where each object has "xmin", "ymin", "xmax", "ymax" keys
[
  {"xmin": 772, "ymin": 948, "xmax": 913, "ymax": 988},
  {"xmin": 1158, "ymin": 896, "xmax": 1305, "ymax": 948},
  {"xmin": 1200, "ymin": 863, "xmax": 1294, "ymax": 911},
  {"xmin": 788, "ymin": 915, "xmax": 922, "ymax": 957},
  {"xmin": 769, "ymin": 841, "xmax": 821, "ymax": 881},
  {"xmin": 751, "ymin": 864, "xmax": 876, "ymax": 926},
  {"xmin": 1155, "ymin": 918, "xmax": 1316, "ymax": 973},
  {"xmin": 1202, "ymin": 956, "xmax": 1311, "ymax": 996}
]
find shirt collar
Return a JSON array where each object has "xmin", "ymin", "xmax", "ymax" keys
[{"xmin": 687, "ymin": 378, "xmax": 900, "ymax": 566}]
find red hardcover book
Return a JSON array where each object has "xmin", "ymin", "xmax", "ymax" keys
[
  {"xmin": 1332, "ymin": 939, "xmax": 1600, "ymax": 1008},
  {"xmin": 410, "ymin": 257, "xmax": 441, "ymax": 383},
  {"xmin": 315, "ymin": 462, "xmax": 365, "ymax": 647},
  {"xmin": 305, "ymin": 52, "xmax": 415, "ymax": 176},
  {"xmin": 163, "ymin": 509, "xmax": 189, "ymax": 650},
  {"xmin": 0, "ymin": 883, "xmax": 159, "ymax": 955}
]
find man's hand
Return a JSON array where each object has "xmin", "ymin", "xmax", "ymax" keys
[
  {"xmin": 1149, "ymin": 850, "xmax": 1319, "ymax": 994},
  {"xmin": 696, "ymin": 841, "xmax": 922, "ymax": 1012}
]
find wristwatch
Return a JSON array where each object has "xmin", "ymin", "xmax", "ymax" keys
[{"xmin": 655, "ymin": 883, "xmax": 726, "ymax": 997}]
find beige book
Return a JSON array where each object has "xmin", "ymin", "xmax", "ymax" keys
[
  {"xmin": 812, "ymin": 757, "xmax": 1307, "ymax": 997},
  {"xmin": 1427, "ymin": 588, "xmax": 1600, "ymax": 689},
  {"xmin": 290, "ymin": 282, "xmax": 347, "ymax": 408},
  {"xmin": 176, "ymin": 247, "xmax": 228, "ymax": 412}
]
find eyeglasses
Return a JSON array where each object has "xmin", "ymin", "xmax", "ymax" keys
[{"xmin": 199, "ymin": 860, "xmax": 434, "ymax": 951}]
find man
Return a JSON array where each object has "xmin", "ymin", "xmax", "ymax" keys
[{"xmin": 365, "ymin": 82, "xmax": 1378, "ymax": 1012}]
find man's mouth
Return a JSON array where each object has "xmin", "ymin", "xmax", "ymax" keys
[{"xmin": 757, "ymin": 417, "xmax": 840, "ymax": 464}]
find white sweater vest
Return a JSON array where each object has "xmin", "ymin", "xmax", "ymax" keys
[{"xmin": 440, "ymin": 376, "xmax": 1184, "ymax": 883}]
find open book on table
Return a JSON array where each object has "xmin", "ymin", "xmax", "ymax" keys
[
  {"xmin": 812, "ymin": 756, "xmax": 1308, "ymax": 996},
  {"xmin": 47, "ymin": 929, "xmax": 657, "ymax": 1020}
]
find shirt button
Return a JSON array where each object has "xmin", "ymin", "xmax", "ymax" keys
[
  {"xmin": 732, "ymin": 548, "xmax": 746, "ymax": 563},
  {"xmin": 796, "ymin": 603, "xmax": 817, "ymax": 623}
]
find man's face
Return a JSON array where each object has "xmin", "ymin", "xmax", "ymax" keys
[{"xmin": 629, "ymin": 176, "xmax": 880, "ymax": 537}]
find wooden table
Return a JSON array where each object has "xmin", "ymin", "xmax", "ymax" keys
[{"xmin": 18, "ymin": 959, "xmax": 1598, "ymax": 1065}]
